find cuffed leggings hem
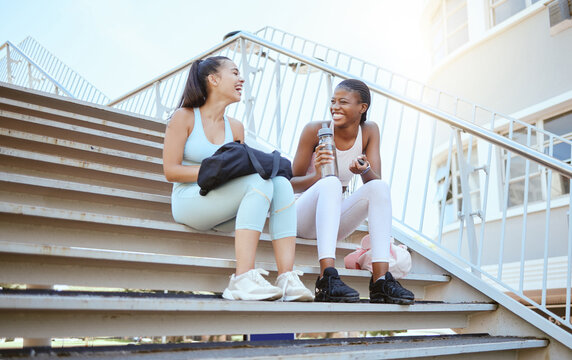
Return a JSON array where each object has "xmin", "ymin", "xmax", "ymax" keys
[
  {"xmin": 235, "ymin": 224, "xmax": 264, "ymax": 233},
  {"xmin": 271, "ymin": 231, "xmax": 297, "ymax": 240}
]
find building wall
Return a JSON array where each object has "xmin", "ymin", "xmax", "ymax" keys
[
  {"xmin": 424, "ymin": 3, "xmax": 571, "ymax": 275},
  {"xmin": 427, "ymin": 7, "xmax": 572, "ymax": 119}
]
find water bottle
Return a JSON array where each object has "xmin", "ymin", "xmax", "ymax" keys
[{"xmin": 317, "ymin": 124, "xmax": 338, "ymax": 178}]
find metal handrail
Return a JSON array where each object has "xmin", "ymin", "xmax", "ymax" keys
[
  {"xmin": 106, "ymin": 30, "xmax": 571, "ymax": 179},
  {"xmin": 230, "ymin": 32, "xmax": 572, "ymax": 179},
  {"xmin": 1, "ymin": 41, "xmax": 74, "ymax": 98},
  {"xmin": 254, "ymin": 27, "xmax": 572, "ymax": 156}
]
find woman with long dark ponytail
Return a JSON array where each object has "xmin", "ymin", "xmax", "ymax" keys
[
  {"xmin": 163, "ymin": 56, "xmax": 312, "ymax": 301},
  {"xmin": 290, "ymin": 79, "xmax": 414, "ymax": 304}
]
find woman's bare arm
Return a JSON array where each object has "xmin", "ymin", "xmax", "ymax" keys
[
  {"xmin": 290, "ymin": 122, "xmax": 333, "ymax": 193},
  {"xmin": 162, "ymin": 108, "xmax": 200, "ymax": 183}
]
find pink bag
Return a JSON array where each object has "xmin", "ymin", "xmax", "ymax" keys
[{"xmin": 343, "ymin": 234, "xmax": 412, "ymax": 279}]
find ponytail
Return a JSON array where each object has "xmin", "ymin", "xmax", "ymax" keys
[{"xmin": 177, "ymin": 56, "xmax": 230, "ymax": 109}]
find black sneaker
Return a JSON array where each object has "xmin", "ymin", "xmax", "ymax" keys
[
  {"xmin": 315, "ymin": 267, "xmax": 360, "ymax": 303},
  {"xmin": 369, "ymin": 271, "xmax": 414, "ymax": 305}
]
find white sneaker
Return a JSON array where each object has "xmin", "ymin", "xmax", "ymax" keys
[
  {"xmin": 222, "ymin": 268, "xmax": 283, "ymax": 301},
  {"xmin": 275, "ymin": 270, "xmax": 314, "ymax": 302}
]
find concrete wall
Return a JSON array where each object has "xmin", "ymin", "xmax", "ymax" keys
[{"xmin": 427, "ymin": 7, "xmax": 572, "ymax": 120}]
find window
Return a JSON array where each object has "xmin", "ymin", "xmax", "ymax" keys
[
  {"xmin": 430, "ymin": 0, "xmax": 469, "ymax": 65},
  {"xmin": 543, "ymin": 111, "xmax": 572, "ymax": 197},
  {"xmin": 489, "ymin": 0, "xmax": 541, "ymax": 26},
  {"xmin": 435, "ymin": 140, "xmax": 481, "ymax": 224},
  {"xmin": 502, "ymin": 111, "xmax": 571, "ymax": 207},
  {"xmin": 502, "ymin": 126, "xmax": 544, "ymax": 207}
]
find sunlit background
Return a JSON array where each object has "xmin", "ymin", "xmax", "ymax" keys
[{"xmin": 0, "ymin": 0, "xmax": 430, "ymax": 101}]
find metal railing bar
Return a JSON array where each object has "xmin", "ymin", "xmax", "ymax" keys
[
  {"xmin": 477, "ymin": 114, "xmax": 494, "ymax": 267},
  {"xmin": 280, "ymin": 62, "xmax": 302, "ymax": 145},
  {"xmin": 249, "ymin": 45, "xmax": 271, "ymax": 135},
  {"xmin": 402, "ymin": 86, "xmax": 425, "ymax": 221},
  {"xmin": 289, "ymin": 67, "xmax": 312, "ymax": 150},
  {"xmin": 542, "ymin": 137, "xmax": 554, "ymax": 308},
  {"xmin": 143, "ymin": 85, "xmax": 155, "ymax": 115},
  {"xmin": 388, "ymin": 80, "xmax": 409, "ymax": 188},
  {"xmin": 267, "ymin": 54, "xmax": 290, "ymax": 143},
  {"xmin": 519, "ymin": 127, "xmax": 532, "ymax": 293},
  {"xmin": 378, "ymin": 74, "xmax": 394, "ymax": 143},
  {"xmin": 142, "ymin": 89, "xmax": 154, "ymax": 116},
  {"xmin": 162, "ymin": 77, "xmax": 176, "ymax": 116},
  {"xmin": 77, "ymin": 79, "xmax": 88, "ymax": 100},
  {"xmin": 230, "ymin": 46, "xmax": 243, "ymax": 120},
  {"xmin": 289, "ymin": 69, "xmax": 324, "ymax": 154},
  {"xmin": 61, "ymin": 66, "xmax": 71, "ymax": 89},
  {"xmin": 70, "ymin": 73, "xmax": 81, "ymax": 95},
  {"xmin": 36, "ymin": 46, "xmax": 49, "ymax": 72},
  {"xmin": 567, "ymin": 185, "xmax": 571, "ymax": 323},
  {"xmin": 133, "ymin": 90, "xmax": 145, "ymax": 115},
  {"xmin": 2, "ymin": 41, "xmax": 74, "ymax": 98},
  {"xmin": 498, "ymin": 120, "xmax": 514, "ymax": 281},
  {"xmin": 171, "ymin": 71, "xmax": 186, "ymax": 111},
  {"xmin": 419, "ymin": 116, "xmax": 438, "ymax": 232},
  {"xmin": 438, "ymin": 130, "xmax": 455, "ymax": 245},
  {"xmin": 257, "ymin": 51, "xmax": 277, "ymax": 140}
]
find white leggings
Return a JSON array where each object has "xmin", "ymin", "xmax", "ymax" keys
[{"xmin": 296, "ymin": 176, "xmax": 392, "ymax": 263}]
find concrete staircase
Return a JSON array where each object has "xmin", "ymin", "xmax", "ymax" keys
[{"xmin": 0, "ymin": 82, "xmax": 563, "ymax": 358}]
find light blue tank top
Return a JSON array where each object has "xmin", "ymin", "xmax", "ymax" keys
[{"xmin": 174, "ymin": 107, "xmax": 233, "ymax": 189}]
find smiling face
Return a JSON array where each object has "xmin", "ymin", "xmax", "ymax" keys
[
  {"xmin": 208, "ymin": 60, "xmax": 244, "ymax": 103},
  {"xmin": 330, "ymin": 87, "xmax": 368, "ymax": 127}
]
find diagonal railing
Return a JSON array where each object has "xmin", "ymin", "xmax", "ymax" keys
[
  {"xmin": 108, "ymin": 30, "xmax": 571, "ymax": 347},
  {"xmin": 0, "ymin": 37, "xmax": 109, "ymax": 105}
]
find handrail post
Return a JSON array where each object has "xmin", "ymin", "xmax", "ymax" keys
[
  {"xmin": 273, "ymin": 58, "xmax": 282, "ymax": 145},
  {"xmin": 6, "ymin": 43, "xmax": 14, "ymax": 84},
  {"xmin": 240, "ymin": 38, "xmax": 256, "ymax": 136},
  {"xmin": 455, "ymin": 129, "xmax": 479, "ymax": 275},
  {"xmin": 154, "ymin": 81, "xmax": 166, "ymax": 119}
]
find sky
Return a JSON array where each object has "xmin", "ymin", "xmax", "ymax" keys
[{"xmin": 0, "ymin": 0, "xmax": 430, "ymax": 101}]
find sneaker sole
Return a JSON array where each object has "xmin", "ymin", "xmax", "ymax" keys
[
  {"xmin": 369, "ymin": 295, "xmax": 414, "ymax": 305},
  {"xmin": 314, "ymin": 295, "xmax": 360, "ymax": 303},
  {"xmin": 282, "ymin": 294, "xmax": 315, "ymax": 302},
  {"xmin": 222, "ymin": 289, "xmax": 283, "ymax": 301}
]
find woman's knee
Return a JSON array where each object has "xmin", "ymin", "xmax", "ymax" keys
[
  {"xmin": 271, "ymin": 176, "xmax": 294, "ymax": 198},
  {"xmin": 270, "ymin": 176, "xmax": 295, "ymax": 212},
  {"xmin": 245, "ymin": 173, "xmax": 274, "ymax": 199},
  {"xmin": 365, "ymin": 179, "xmax": 391, "ymax": 201},
  {"xmin": 316, "ymin": 176, "xmax": 342, "ymax": 194}
]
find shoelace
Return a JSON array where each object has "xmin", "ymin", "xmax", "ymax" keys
[
  {"xmin": 249, "ymin": 268, "xmax": 275, "ymax": 288},
  {"xmin": 278, "ymin": 270, "xmax": 304, "ymax": 302}
]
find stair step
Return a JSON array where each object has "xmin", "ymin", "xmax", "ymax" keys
[
  {"xmin": 0, "ymin": 125, "xmax": 162, "ymax": 166},
  {"xmin": 0, "ymin": 241, "xmax": 449, "ymax": 295},
  {"xmin": 0, "ymin": 291, "xmax": 497, "ymax": 338},
  {"xmin": 0, "ymin": 147, "xmax": 169, "ymax": 192},
  {"xmin": 0, "ymin": 172, "xmax": 170, "ymax": 204},
  {"xmin": 0, "ymin": 84, "xmax": 166, "ymax": 136},
  {"xmin": 0, "ymin": 201, "xmax": 359, "ymax": 271},
  {"xmin": 0, "ymin": 334, "xmax": 547, "ymax": 359},
  {"xmin": 0, "ymin": 105, "xmax": 163, "ymax": 154},
  {"xmin": 0, "ymin": 131, "xmax": 163, "ymax": 174}
]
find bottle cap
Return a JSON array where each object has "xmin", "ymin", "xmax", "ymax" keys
[{"xmin": 318, "ymin": 123, "xmax": 333, "ymax": 137}]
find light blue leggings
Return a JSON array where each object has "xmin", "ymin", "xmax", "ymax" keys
[{"xmin": 171, "ymin": 174, "xmax": 296, "ymax": 239}]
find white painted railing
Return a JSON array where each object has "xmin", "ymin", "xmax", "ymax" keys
[{"xmin": 0, "ymin": 37, "xmax": 109, "ymax": 105}]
